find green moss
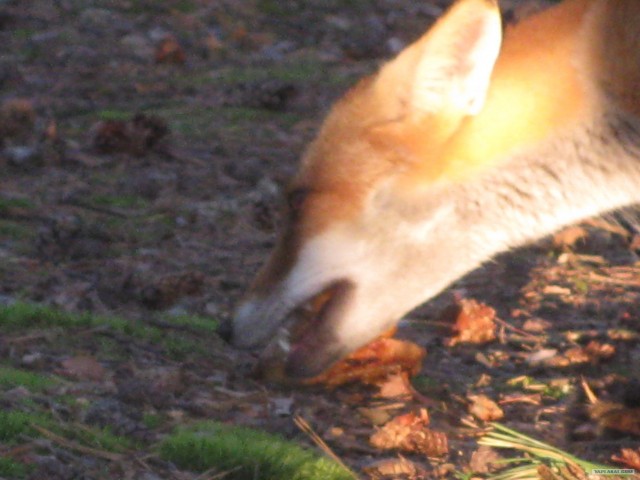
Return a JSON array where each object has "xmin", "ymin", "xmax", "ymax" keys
[
  {"xmin": 66, "ymin": 424, "xmax": 134, "ymax": 452},
  {"xmin": 162, "ymin": 314, "xmax": 219, "ymax": 333},
  {"xmin": 0, "ymin": 220, "xmax": 33, "ymax": 240},
  {"xmin": 0, "ymin": 366, "xmax": 57, "ymax": 391},
  {"xmin": 0, "ymin": 410, "xmax": 32, "ymax": 442},
  {"xmin": 10, "ymin": 28, "xmax": 35, "ymax": 40},
  {"xmin": 174, "ymin": 0, "xmax": 197, "ymax": 13},
  {"xmin": 0, "ymin": 457, "xmax": 29, "ymax": 478},
  {"xmin": 160, "ymin": 421, "xmax": 354, "ymax": 480},
  {"xmin": 90, "ymin": 194, "xmax": 148, "ymax": 209},
  {"xmin": 0, "ymin": 302, "xmax": 94, "ymax": 329},
  {"xmin": 0, "ymin": 302, "xmax": 221, "ymax": 369},
  {"xmin": 142, "ymin": 412, "xmax": 163, "ymax": 429},
  {"xmin": 96, "ymin": 109, "xmax": 132, "ymax": 121},
  {"xmin": 163, "ymin": 336, "xmax": 203, "ymax": 360},
  {"xmin": 0, "ymin": 197, "xmax": 35, "ymax": 213},
  {"xmin": 543, "ymin": 384, "xmax": 571, "ymax": 400}
]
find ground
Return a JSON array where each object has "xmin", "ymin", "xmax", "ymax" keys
[{"xmin": 0, "ymin": 0, "xmax": 639, "ymax": 479}]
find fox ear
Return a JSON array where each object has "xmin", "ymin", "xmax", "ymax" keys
[{"xmin": 376, "ymin": 0, "xmax": 502, "ymax": 117}]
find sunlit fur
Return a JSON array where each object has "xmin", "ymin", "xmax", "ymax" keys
[{"xmin": 233, "ymin": 0, "xmax": 640, "ymax": 378}]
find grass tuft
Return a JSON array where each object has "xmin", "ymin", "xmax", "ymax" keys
[
  {"xmin": 160, "ymin": 421, "xmax": 354, "ymax": 480},
  {"xmin": 0, "ymin": 366, "xmax": 57, "ymax": 391},
  {"xmin": 0, "ymin": 457, "xmax": 29, "ymax": 478},
  {"xmin": 478, "ymin": 423, "xmax": 609, "ymax": 479},
  {"xmin": 0, "ymin": 302, "xmax": 95, "ymax": 330},
  {"xmin": 0, "ymin": 410, "xmax": 32, "ymax": 442}
]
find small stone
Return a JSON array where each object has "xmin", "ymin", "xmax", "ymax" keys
[
  {"xmin": 4, "ymin": 145, "xmax": 41, "ymax": 168},
  {"xmin": 120, "ymin": 33, "xmax": 154, "ymax": 60}
]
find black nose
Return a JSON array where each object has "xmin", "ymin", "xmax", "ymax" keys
[{"xmin": 217, "ymin": 318, "xmax": 233, "ymax": 344}]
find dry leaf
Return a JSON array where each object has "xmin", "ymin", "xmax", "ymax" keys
[
  {"xmin": 305, "ymin": 336, "xmax": 426, "ymax": 389},
  {"xmin": 443, "ymin": 298, "xmax": 497, "ymax": 347},
  {"xmin": 359, "ymin": 406, "xmax": 392, "ymax": 426},
  {"xmin": 0, "ymin": 98, "xmax": 35, "ymax": 140},
  {"xmin": 553, "ymin": 341, "xmax": 616, "ymax": 367},
  {"xmin": 370, "ymin": 409, "xmax": 448, "ymax": 456},
  {"xmin": 469, "ymin": 445, "xmax": 502, "ymax": 474},
  {"xmin": 583, "ymin": 340, "xmax": 616, "ymax": 361},
  {"xmin": 363, "ymin": 456, "xmax": 427, "ymax": 478},
  {"xmin": 467, "ymin": 394, "xmax": 504, "ymax": 422},
  {"xmin": 90, "ymin": 113, "xmax": 169, "ymax": 156},
  {"xmin": 59, "ymin": 355, "xmax": 105, "ymax": 381},
  {"xmin": 522, "ymin": 317, "xmax": 552, "ymax": 333},
  {"xmin": 590, "ymin": 401, "xmax": 640, "ymax": 436},
  {"xmin": 376, "ymin": 372, "xmax": 414, "ymax": 399},
  {"xmin": 612, "ymin": 448, "xmax": 640, "ymax": 470},
  {"xmin": 542, "ymin": 285, "xmax": 572, "ymax": 296},
  {"xmin": 139, "ymin": 270, "xmax": 205, "ymax": 309},
  {"xmin": 155, "ymin": 34, "xmax": 186, "ymax": 64}
]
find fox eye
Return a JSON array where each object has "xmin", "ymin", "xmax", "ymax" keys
[{"xmin": 286, "ymin": 188, "xmax": 308, "ymax": 214}]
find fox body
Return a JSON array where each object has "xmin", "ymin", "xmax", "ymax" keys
[{"xmin": 233, "ymin": 0, "xmax": 640, "ymax": 378}]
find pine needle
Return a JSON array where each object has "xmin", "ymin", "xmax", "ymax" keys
[
  {"xmin": 293, "ymin": 415, "xmax": 360, "ymax": 480},
  {"xmin": 478, "ymin": 423, "xmax": 609, "ymax": 479}
]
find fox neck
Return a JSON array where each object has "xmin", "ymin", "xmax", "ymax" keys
[{"xmin": 448, "ymin": 112, "xmax": 640, "ymax": 267}]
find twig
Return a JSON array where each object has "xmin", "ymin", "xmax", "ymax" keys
[
  {"xmin": 31, "ymin": 424, "xmax": 124, "ymax": 462},
  {"xmin": 1, "ymin": 442, "xmax": 34, "ymax": 459},
  {"xmin": 580, "ymin": 377, "xmax": 598, "ymax": 405},
  {"xmin": 494, "ymin": 317, "xmax": 540, "ymax": 340},
  {"xmin": 587, "ymin": 272, "xmax": 640, "ymax": 287},
  {"xmin": 293, "ymin": 415, "xmax": 360, "ymax": 480}
]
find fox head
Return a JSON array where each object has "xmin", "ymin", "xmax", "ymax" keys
[{"xmin": 232, "ymin": 0, "xmax": 504, "ymax": 378}]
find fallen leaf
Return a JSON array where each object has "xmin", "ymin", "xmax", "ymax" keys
[
  {"xmin": 469, "ymin": 445, "xmax": 502, "ymax": 474},
  {"xmin": 522, "ymin": 317, "xmax": 552, "ymax": 333},
  {"xmin": 550, "ymin": 341, "xmax": 616, "ymax": 367},
  {"xmin": 467, "ymin": 394, "xmax": 504, "ymax": 422},
  {"xmin": 443, "ymin": 298, "xmax": 497, "ymax": 347},
  {"xmin": 0, "ymin": 98, "xmax": 35, "ymax": 140},
  {"xmin": 90, "ymin": 113, "xmax": 169, "ymax": 156},
  {"xmin": 139, "ymin": 270, "xmax": 205, "ymax": 309},
  {"xmin": 370, "ymin": 409, "xmax": 448, "ymax": 456},
  {"xmin": 376, "ymin": 372, "xmax": 414, "ymax": 399},
  {"xmin": 358, "ymin": 406, "xmax": 392, "ymax": 426},
  {"xmin": 590, "ymin": 401, "xmax": 640, "ymax": 436},
  {"xmin": 583, "ymin": 340, "xmax": 616, "ymax": 362},
  {"xmin": 59, "ymin": 355, "xmax": 105, "ymax": 381},
  {"xmin": 363, "ymin": 456, "xmax": 427, "ymax": 478},
  {"xmin": 612, "ymin": 448, "xmax": 640, "ymax": 470},
  {"xmin": 155, "ymin": 34, "xmax": 186, "ymax": 64},
  {"xmin": 304, "ymin": 336, "xmax": 426, "ymax": 389},
  {"xmin": 542, "ymin": 285, "xmax": 572, "ymax": 296}
]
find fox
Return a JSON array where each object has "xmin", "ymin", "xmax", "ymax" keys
[{"xmin": 232, "ymin": 0, "xmax": 640, "ymax": 379}]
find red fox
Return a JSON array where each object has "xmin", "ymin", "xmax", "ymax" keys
[{"xmin": 232, "ymin": 0, "xmax": 640, "ymax": 378}]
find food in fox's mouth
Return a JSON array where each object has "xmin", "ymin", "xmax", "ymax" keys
[
  {"xmin": 255, "ymin": 325, "xmax": 426, "ymax": 388},
  {"xmin": 302, "ymin": 334, "xmax": 426, "ymax": 388},
  {"xmin": 252, "ymin": 286, "xmax": 426, "ymax": 387}
]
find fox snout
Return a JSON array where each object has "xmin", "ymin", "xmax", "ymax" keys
[{"xmin": 232, "ymin": 0, "xmax": 640, "ymax": 380}]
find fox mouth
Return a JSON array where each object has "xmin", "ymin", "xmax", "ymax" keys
[{"xmin": 257, "ymin": 279, "xmax": 355, "ymax": 379}]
